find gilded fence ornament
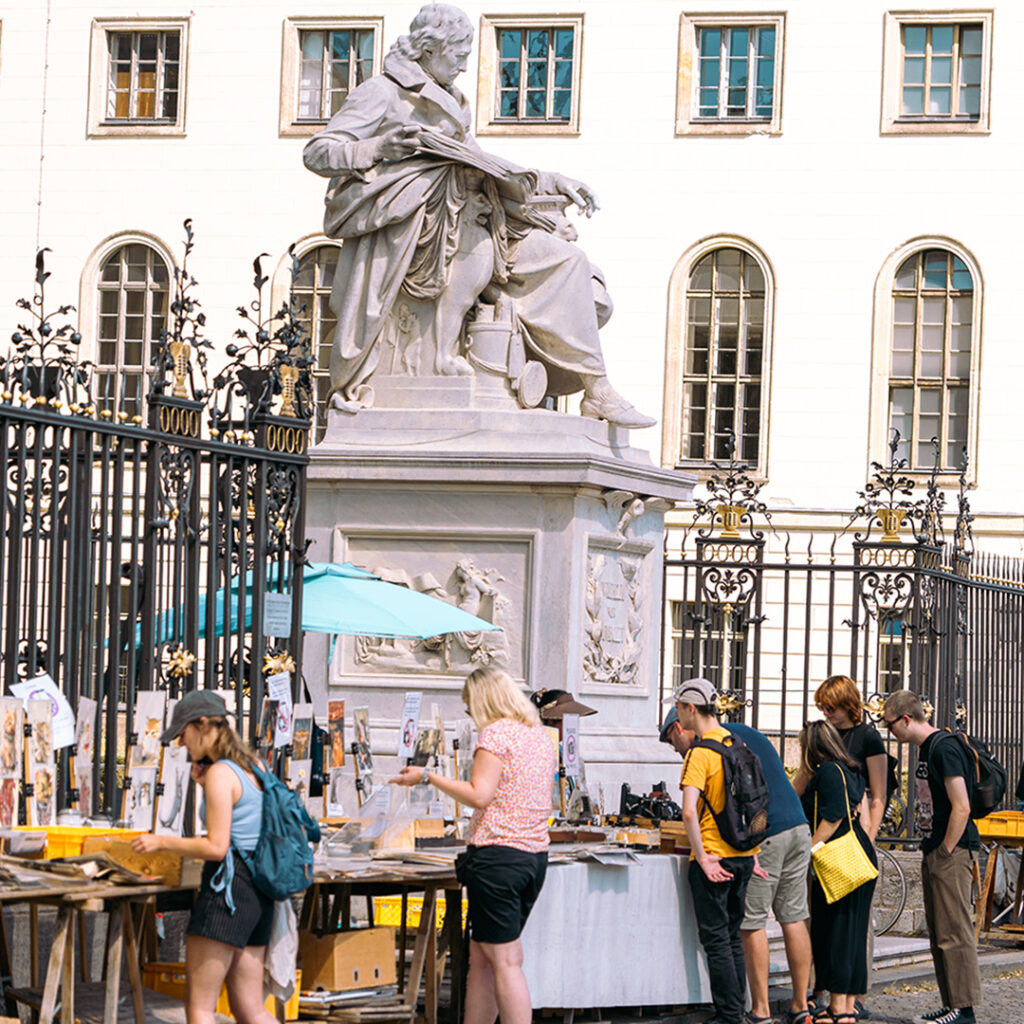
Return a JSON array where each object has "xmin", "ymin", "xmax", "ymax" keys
[
  {"xmin": 850, "ymin": 428, "xmax": 929, "ymax": 544},
  {"xmin": 166, "ymin": 646, "xmax": 197, "ymax": 679},
  {"xmin": 263, "ymin": 650, "xmax": 296, "ymax": 676}
]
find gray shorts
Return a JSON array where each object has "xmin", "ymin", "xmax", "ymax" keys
[{"xmin": 741, "ymin": 823, "xmax": 811, "ymax": 930}]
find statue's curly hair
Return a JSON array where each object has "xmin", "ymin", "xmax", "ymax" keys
[{"xmin": 390, "ymin": 3, "xmax": 473, "ymax": 62}]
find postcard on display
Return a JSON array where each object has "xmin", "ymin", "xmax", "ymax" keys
[
  {"xmin": 27, "ymin": 699, "xmax": 54, "ymax": 770},
  {"xmin": 10, "ymin": 673, "xmax": 75, "ymax": 749},
  {"xmin": 0, "ymin": 697, "xmax": 24, "ymax": 779},
  {"xmin": 74, "ymin": 696, "xmax": 98, "ymax": 816},
  {"xmin": 287, "ymin": 759, "xmax": 313, "ymax": 811},
  {"xmin": 266, "ymin": 672, "xmax": 293, "ymax": 749},
  {"xmin": 125, "ymin": 766, "xmax": 158, "ymax": 830},
  {"xmin": 456, "ymin": 720, "xmax": 475, "ymax": 783},
  {"xmin": 327, "ymin": 699, "xmax": 345, "ymax": 768},
  {"xmin": 291, "ymin": 703, "xmax": 313, "ymax": 760},
  {"xmin": 29, "ymin": 764, "xmax": 56, "ymax": 826},
  {"xmin": 397, "ymin": 691, "xmax": 423, "ymax": 760},
  {"xmin": 326, "ymin": 767, "xmax": 346, "ymax": 817},
  {"xmin": 0, "ymin": 777, "xmax": 17, "ymax": 827},
  {"xmin": 257, "ymin": 699, "xmax": 279, "ymax": 755},
  {"xmin": 432, "ymin": 703, "xmax": 447, "ymax": 757},
  {"xmin": 132, "ymin": 690, "xmax": 167, "ymax": 769},
  {"xmin": 410, "ymin": 727, "xmax": 441, "ymax": 768},
  {"xmin": 155, "ymin": 744, "xmax": 190, "ymax": 836}
]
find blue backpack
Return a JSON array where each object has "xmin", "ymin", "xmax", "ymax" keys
[{"xmin": 237, "ymin": 762, "xmax": 322, "ymax": 900}]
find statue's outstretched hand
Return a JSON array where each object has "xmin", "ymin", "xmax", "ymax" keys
[
  {"xmin": 375, "ymin": 125, "xmax": 422, "ymax": 162},
  {"xmin": 550, "ymin": 174, "xmax": 600, "ymax": 218}
]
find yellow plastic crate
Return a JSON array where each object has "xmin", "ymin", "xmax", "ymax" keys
[
  {"xmin": 373, "ymin": 895, "xmax": 468, "ymax": 930},
  {"xmin": 977, "ymin": 811, "xmax": 1024, "ymax": 839},
  {"xmin": 142, "ymin": 961, "xmax": 300, "ymax": 1020},
  {"xmin": 14, "ymin": 825, "xmax": 145, "ymax": 859}
]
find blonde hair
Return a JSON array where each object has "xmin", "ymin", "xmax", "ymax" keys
[
  {"xmin": 203, "ymin": 716, "xmax": 259, "ymax": 772},
  {"xmin": 463, "ymin": 667, "xmax": 540, "ymax": 728},
  {"xmin": 799, "ymin": 720, "xmax": 860, "ymax": 776},
  {"xmin": 815, "ymin": 674, "xmax": 864, "ymax": 725}
]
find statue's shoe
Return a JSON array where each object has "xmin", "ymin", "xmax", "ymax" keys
[{"xmin": 580, "ymin": 393, "xmax": 657, "ymax": 429}]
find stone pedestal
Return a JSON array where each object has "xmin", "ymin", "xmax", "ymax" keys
[{"xmin": 304, "ymin": 396, "xmax": 694, "ymax": 805}]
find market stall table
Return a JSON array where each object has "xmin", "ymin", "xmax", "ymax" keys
[
  {"xmin": 0, "ymin": 870, "xmax": 198, "ymax": 1024},
  {"xmin": 520, "ymin": 852, "xmax": 710, "ymax": 1009},
  {"xmin": 303, "ymin": 857, "xmax": 463, "ymax": 1024}
]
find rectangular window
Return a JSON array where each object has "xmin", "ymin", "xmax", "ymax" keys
[
  {"xmin": 497, "ymin": 27, "xmax": 574, "ymax": 121},
  {"xmin": 900, "ymin": 23, "xmax": 982, "ymax": 120},
  {"xmin": 106, "ymin": 31, "xmax": 180, "ymax": 121},
  {"xmin": 881, "ymin": 12, "xmax": 992, "ymax": 135},
  {"xmin": 696, "ymin": 25, "xmax": 775, "ymax": 120},
  {"xmin": 297, "ymin": 28, "xmax": 376, "ymax": 121},
  {"xmin": 280, "ymin": 18, "xmax": 382, "ymax": 137},
  {"xmin": 671, "ymin": 600, "xmax": 748, "ymax": 696},
  {"xmin": 476, "ymin": 15, "xmax": 583, "ymax": 136}
]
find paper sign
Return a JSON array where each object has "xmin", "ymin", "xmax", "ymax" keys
[
  {"xmin": 263, "ymin": 592, "xmax": 293, "ymax": 637},
  {"xmin": 266, "ymin": 672, "xmax": 293, "ymax": 748},
  {"xmin": 397, "ymin": 691, "xmax": 423, "ymax": 759},
  {"xmin": 10, "ymin": 674, "xmax": 76, "ymax": 749},
  {"xmin": 562, "ymin": 713, "xmax": 580, "ymax": 779}
]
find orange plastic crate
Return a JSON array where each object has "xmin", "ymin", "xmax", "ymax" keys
[
  {"xmin": 977, "ymin": 811, "xmax": 1024, "ymax": 839},
  {"xmin": 14, "ymin": 825, "xmax": 145, "ymax": 859}
]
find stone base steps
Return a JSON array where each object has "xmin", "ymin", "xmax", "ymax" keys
[{"xmin": 766, "ymin": 926, "xmax": 932, "ymax": 983}]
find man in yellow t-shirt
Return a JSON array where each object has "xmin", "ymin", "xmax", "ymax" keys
[{"xmin": 675, "ymin": 677, "xmax": 766, "ymax": 1024}]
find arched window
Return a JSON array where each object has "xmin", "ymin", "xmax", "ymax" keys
[
  {"xmin": 291, "ymin": 244, "xmax": 340, "ymax": 440},
  {"xmin": 680, "ymin": 247, "xmax": 766, "ymax": 463},
  {"xmin": 95, "ymin": 243, "xmax": 171, "ymax": 421},
  {"xmin": 888, "ymin": 249, "xmax": 973, "ymax": 470}
]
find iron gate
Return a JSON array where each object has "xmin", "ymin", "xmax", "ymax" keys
[
  {"xmin": 663, "ymin": 436, "xmax": 1024, "ymax": 834},
  {"xmin": 0, "ymin": 224, "xmax": 313, "ymax": 816}
]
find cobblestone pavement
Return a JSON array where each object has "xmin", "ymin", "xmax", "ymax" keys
[{"xmin": 861, "ymin": 968, "xmax": 1024, "ymax": 1024}]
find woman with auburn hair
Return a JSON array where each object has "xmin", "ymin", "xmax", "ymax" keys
[
  {"xmin": 392, "ymin": 667, "xmax": 557, "ymax": 1024},
  {"xmin": 131, "ymin": 690, "xmax": 277, "ymax": 1024},
  {"xmin": 798, "ymin": 720, "xmax": 878, "ymax": 1024},
  {"xmin": 794, "ymin": 675, "xmax": 888, "ymax": 841}
]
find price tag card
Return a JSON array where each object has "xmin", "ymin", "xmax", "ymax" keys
[{"xmin": 397, "ymin": 692, "xmax": 423, "ymax": 759}]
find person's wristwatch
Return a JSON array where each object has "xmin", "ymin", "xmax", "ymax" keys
[{"xmin": 421, "ymin": 767, "xmax": 430, "ymax": 784}]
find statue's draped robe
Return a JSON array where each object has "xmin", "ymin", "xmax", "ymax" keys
[{"xmin": 303, "ymin": 52, "xmax": 607, "ymax": 406}]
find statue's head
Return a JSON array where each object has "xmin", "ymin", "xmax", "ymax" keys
[{"xmin": 392, "ymin": 4, "xmax": 474, "ymax": 88}]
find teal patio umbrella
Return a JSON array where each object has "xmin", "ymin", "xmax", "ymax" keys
[{"xmin": 152, "ymin": 562, "xmax": 500, "ymax": 641}]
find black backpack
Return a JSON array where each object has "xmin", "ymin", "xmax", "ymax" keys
[
  {"xmin": 940, "ymin": 729, "xmax": 1007, "ymax": 819},
  {"xmin": 691, "ymin": 734, "xmax": 771, "ymax": 851}
]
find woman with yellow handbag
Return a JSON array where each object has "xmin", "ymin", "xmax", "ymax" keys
[{"xmin": 799, "ymin": 721, "xmax": 878, "ymax": 1024}]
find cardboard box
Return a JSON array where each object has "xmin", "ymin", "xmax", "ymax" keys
[{"xmin": 298, "ymin": 926, "xmax": 397, "ymax": 992}]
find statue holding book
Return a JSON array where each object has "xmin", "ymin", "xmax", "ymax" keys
[{"xmin": 302, "ymin": 3, "xmax": 654, "ymax": 428}]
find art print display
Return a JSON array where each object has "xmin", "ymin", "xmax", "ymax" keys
[
  {"xmin": 0, "ymin": 777, "xmax": 17, "ymax": 827},
  {"xmin": 327, "ymin": 699, "xmax": 345, "ymax": 768},
  {"xmin": 326, "ymin": 767, "xmax": 346, "ymax": 817},
  {"xmin": 287, "ymin": 759, "xmax": 315, "ymax": 816},
  {"xmin": 0, "ymin": 697, "xmax": 23, "ymax": 778},
  {"xmin": 125, "ymin": 766, "xmax": 157, "ymax": 830},
  {"xmin": 131, "ymin": 690, "xmax": 167, "ymax": 769},
  {"xmin": 155, "ymin": 744, "xmax": 190, "ymax": 836},
  {"xmin": 27, "ymin": 699, "xmax": 53, "ymax": 767},
  {"xmin": 456, "ymin": 720, "xmax": 475, "ymax": 783},
  {"xmin": 352, "ymin": 706, "xmax": 374, "ymax": 801},
  {"xmin": 292, "ymin": 703, "xmax": 313, "ymax": 761},
  {"xmin": 31, "ymin": 765, "xmax": 56, "ymax": 826},
  {"xmin": 74, "ymin": 696, "xmax": 98, "ymax": 817},
  {"xmin": 266, "ymin": 672, "xmax": 293, "ymax": 749},
  {"xmin": 257, "ymin": 699, "xmax": 279, "ymax": 754},
  {"xmin": 410, "ymin": 727, "xmax": 441, "ymax": 768}
]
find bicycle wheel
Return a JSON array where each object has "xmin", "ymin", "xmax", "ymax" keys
[{"xmin": 873, "ymin": 846, "xmax": 907, "ymax": 936}]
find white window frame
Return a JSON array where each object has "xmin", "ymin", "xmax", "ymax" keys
[
  {"xmin": 279, "ymin": 17, "xmax": 383, "ymax": 138},
  {"xmin": 662, "ymin": 235, "xmax": 775, "ymax": 478},
  {"xmin": 476, "ymin": 13, "xmax": 584, "ymax": 136},
  {"xmin": 88, "ymin": 18, "xmax": 189, "ymax": 137},
  {"xmin": 676, "ymin": 12, "xmax": 785, "ymax": 136},
  {"xmin": 868, "ymin": 237, "xmax": 982, "ymax": 486},
  {"xmin": 880, "ymin": 10, "xmax": 993, "ymax": 135}
]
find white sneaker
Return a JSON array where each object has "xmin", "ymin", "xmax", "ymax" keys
[{"xmin": 913, "ymin": 1009, "xmax": 975, "ymax": 1024}]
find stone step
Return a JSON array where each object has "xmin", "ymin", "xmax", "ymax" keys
[{"xmin": 766, "ymin": 926, "xmax": 932, "ymax": 981}]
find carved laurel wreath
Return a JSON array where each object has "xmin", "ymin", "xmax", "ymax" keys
[{"xmin": 583, "ymin": 553, "xmax": 642, "ymax": 686}]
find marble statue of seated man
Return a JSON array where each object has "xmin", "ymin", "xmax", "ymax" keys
[{"xmin": 302, "ymin": 2, "xmax": 655, "ymax": 429}]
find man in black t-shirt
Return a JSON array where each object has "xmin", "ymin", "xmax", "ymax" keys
[{"xmin": 883, "ymin": 691, "xmax": 980, "ymax": 1024}]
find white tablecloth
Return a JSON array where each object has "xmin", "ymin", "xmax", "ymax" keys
[{"xmin": 520, "ymin": 853, "xmax": 710, "ymax": 1008}]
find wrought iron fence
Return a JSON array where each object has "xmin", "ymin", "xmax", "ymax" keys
[
  {"xmin": 0, "ymin": 223, "xmax": 313, "ymax": 817},
  {"xmin": 663, "ymin": 433, "xmax": 1024, "ymax": 836}
]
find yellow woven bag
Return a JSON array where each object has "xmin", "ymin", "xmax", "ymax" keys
[{"xmin": 810, "ymin": 765, "xmax": 879, "ymax": 905}]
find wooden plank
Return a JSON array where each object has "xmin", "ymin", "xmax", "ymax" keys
[
  {"xmin": 104, "ymin": 898, "xmax": 124, "ymax": 1024},
  {"xmin": 38, "ymin": 905, "xmax": 70, "ymax": 1024},
  {"xmin": 62, "ymin": 910, "xmax": 75, "ymax": 1024},
  {"xmin": 120, "ymin": 902, "xmax": 146, "ymax": 1024},
  {"xmin": 401, "ymin": 888, "xmax": 436, "ymax": 1012}
]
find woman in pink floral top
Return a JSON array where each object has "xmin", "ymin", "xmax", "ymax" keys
[{"xmin": 392, "ymin": 666, "xmax": 556, "ymax": 1024}]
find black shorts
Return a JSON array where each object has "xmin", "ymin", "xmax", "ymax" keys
[
  {"xmin": 456, "ymin": 845, "xmax": 548, "ymax": 944},
  {"xmin": 186, "ymin": 851, "xmax": 274, "ymax": 949}
]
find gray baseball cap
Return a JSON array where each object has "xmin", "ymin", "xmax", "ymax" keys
[
  {"xmin": 664, "ymin": 677, "xmax": 718, "ymax": 707},
  {"xmin": 160, "ymin": 690, "xmax": 228, "ymax": 744}
]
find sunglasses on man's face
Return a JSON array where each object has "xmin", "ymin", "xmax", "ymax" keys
[{"xmin": 884, "ymin": 716, "xmax": 903, "ymax": 730}]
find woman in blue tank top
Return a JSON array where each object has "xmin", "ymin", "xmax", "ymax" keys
[{"xmin": 132, "ymin": 690, "xmax": 276, "ymax": 1024}]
